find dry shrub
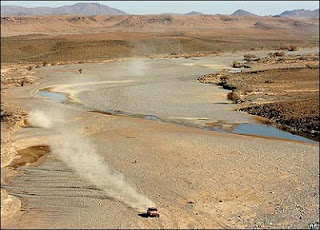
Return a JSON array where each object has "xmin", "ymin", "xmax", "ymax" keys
[
  {"xmin": 42, "ymin": 61, "xmax": 48, "ymax": 67},
  {"xmin": 288, "ymin": 45, "xmax": 297, "ymax": 51},
  {"xmin": 26, "ymin": 66, "xmax": 33, "ymax": 71},
  {"xmin": 275, "ymin": 51, "xmax": 285, "ymax": 57},
  {"xmin": 227, "ymin": 91, "xmax": 241, "ymax": 103}
]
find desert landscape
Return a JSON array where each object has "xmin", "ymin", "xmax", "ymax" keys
[{"xmin": 1, "ymin": 2, "xmax": 319, "ymax": 229}]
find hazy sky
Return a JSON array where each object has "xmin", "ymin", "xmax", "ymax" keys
[{"xmin": 2, "ymin": 1, "xmax": 319, "ymax": 15}]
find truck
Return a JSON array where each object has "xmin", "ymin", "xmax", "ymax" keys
[{"xmin": 147, "ymin": 207, "xmax": 160, "ymax": 218}]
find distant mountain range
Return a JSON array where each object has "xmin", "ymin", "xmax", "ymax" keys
[
  {"xmin": 1, "ymin": 3, "xmax": 127, "ymax": 16},
  {"xmin": 162, "ymin": 11, "xmax": 203, "ymax": 16},
  {"xmin": 1, "ymin": 3, "xmax": 319, "ymax": 18},
  {"xmin": 185, "ymin": 11, "xmax": 203, "ymax": 16},
  {"xmin": 277, "ymin": 9, "xmax": 319, "ymax": 18}
]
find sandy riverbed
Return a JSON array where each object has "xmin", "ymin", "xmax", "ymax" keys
[{"xmin": 2, "ymin": 49, "xmax": 319, "ymax": 229}]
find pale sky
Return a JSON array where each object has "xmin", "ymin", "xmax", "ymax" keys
[{"xmin": 1, "ymin": 1, "xmax": 319, "ymax": 15}]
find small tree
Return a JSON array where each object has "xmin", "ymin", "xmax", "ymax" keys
[{"xmin": 78, "ymin": 68, "xmax": 82, "ymax": 74}]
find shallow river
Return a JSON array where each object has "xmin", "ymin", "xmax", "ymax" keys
[{"xmin": 37, "ymin": 51, "xmax": 316, "ymax": 143}]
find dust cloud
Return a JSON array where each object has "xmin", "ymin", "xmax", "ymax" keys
[
  {"xmin": 28, "ymin": 110, "xmax": 154, "ymax": 212},
  {"xmin": 28, "ymin": 110, "xmax": 52, "ymax": 128}
]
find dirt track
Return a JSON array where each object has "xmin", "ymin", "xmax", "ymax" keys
[{"xmin": 1, "ymin": 49, "xmax": 319, "ymax": 229}]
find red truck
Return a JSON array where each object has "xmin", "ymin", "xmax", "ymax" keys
[{"xmin": 147, "ymin": 207, "xmax": 160, "ymax": 218}]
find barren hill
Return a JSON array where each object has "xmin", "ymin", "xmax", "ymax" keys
[
  {"xmin": 185, "ymin": 11, "xmax": 203, "ymax": 16},
  {"xmin": 1, "ymin": 14, "xmax": 319, "ymax": 35},
  {"xmin": 231, "ymin": 9, "xmax": 256, "ymax": 16},
  {"xmin": 1, "ymin": 14, "xmax": 319, "ymax": 63},
  {"xmin": 1, "ymin": 3, "xmax": 127, "ymax": 16}
]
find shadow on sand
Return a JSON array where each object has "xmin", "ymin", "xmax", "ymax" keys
[{"xmin": 138, "ymin": 213, "xmax": 149, "ymax": 218}]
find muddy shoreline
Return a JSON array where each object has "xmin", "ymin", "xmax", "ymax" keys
[
  {"xmin": 197, "ymin": 53, "xmax": 319, "ymax": 142},
  {"xmin": 240, "ymin": 101, "xmax": 319, "ymax": 142}
]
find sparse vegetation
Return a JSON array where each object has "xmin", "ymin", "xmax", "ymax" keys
[
  {"xmin": 26, "ymin": 66, "xmax": 33, "ymax": 71},
  {"xmin": 288, "ymin": 45, "xmax": 297, "ymax": 51},
  {"xmin": 42, "ymin": 61, "xmax": 48, "ymax": 67}
]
